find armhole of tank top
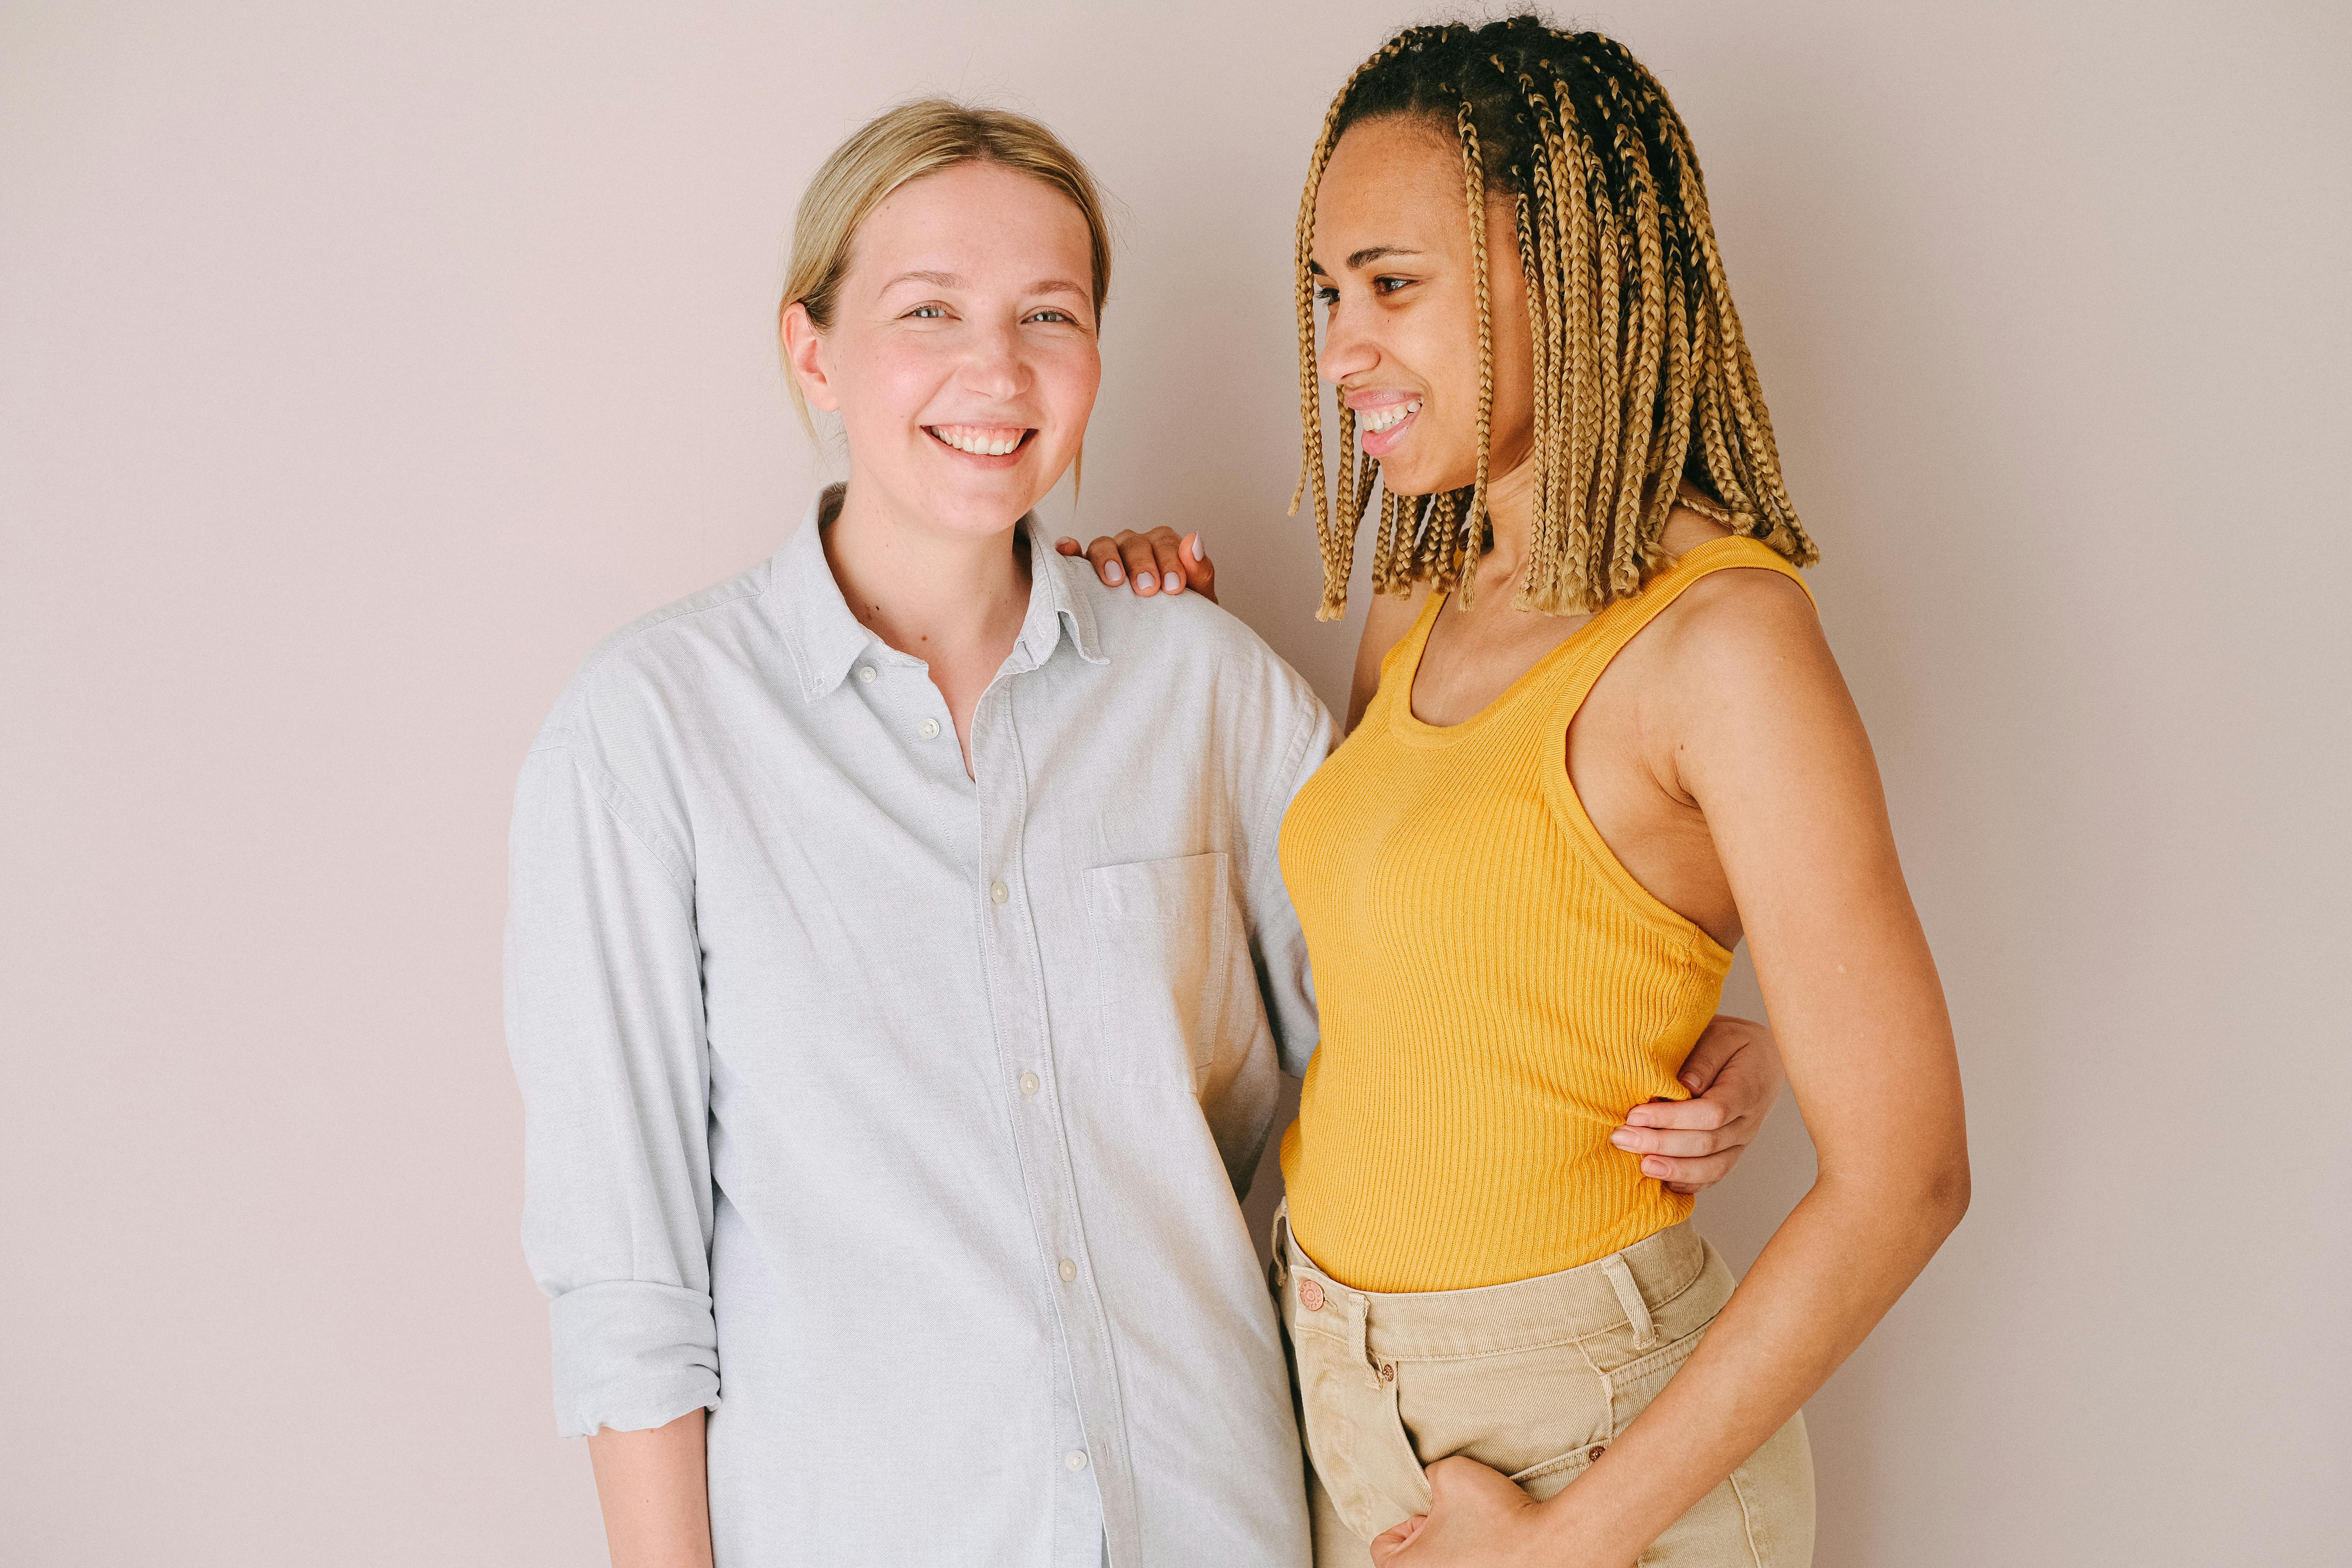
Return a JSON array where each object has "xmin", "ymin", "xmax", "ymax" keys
[{"xmin": 1537, "ymin": 541, "xmax": 1811, "ymax": 963}]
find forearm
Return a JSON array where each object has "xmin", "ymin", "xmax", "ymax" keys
[
  {"xmin": 587, "ymin": 1408, "xmax": 715, "ymax": 1568},
  {"xmin": 1537, "ymin": 1167, "xmax": 1967, "ymax": 1564}
]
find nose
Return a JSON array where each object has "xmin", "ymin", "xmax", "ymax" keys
[
  {"xmin": 959, "ymin": 317, "xmax": 1029, "ymax": 403},
  {"xmin": 1315, "ymin": 301, "xmax": 1377, "ymax": 389}
]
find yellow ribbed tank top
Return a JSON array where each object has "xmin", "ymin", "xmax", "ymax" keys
[{"xmin": 1277, "ymin": 537, "xmax": 1814, "ymax": 1292}]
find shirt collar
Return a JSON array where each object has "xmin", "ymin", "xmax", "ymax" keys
[{"xmin": 775, "ymin": 483, "xmax": 1107, "ymax": 702}]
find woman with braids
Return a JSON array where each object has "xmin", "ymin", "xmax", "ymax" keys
[{"xmin": 1075, "ymin": 16, "xmax": 1967, "ymax": 1568}]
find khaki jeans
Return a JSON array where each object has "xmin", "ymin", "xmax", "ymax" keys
[{"xmin": 1274, "ymin": 1206, "xmax": 1813, "ymax": 1567}]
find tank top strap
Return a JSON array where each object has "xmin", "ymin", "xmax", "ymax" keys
[
  {"xmin": 1387, "ymin": 586, "xmax": 1449, "ymax": 674},
  {"xmin": 1366, "ymin": 540, "xmax": 1811, "ymax": 731},
  {"xmin": 1546, "ymin": 536, "xmax": 1815, "ymax": 715},
  {"xmin": 1366, "ymin": 586, "xmax": 1450, "ymax": 724}
]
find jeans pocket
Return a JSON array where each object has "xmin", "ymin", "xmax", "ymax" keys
[
  {"xmin": 1606, "ymin": 1314, "xmax": 1715, "ymax": 1435},
  {"xmin": 1507, "ymin": 1440, "xmax": 1608, "ymax": 1504}
]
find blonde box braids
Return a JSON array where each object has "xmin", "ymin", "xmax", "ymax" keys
[{"xmin": 1289, "ymin": 17, "xmax": 1817, "ymax": 620}]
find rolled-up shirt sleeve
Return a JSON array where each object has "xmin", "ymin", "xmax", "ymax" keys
[{"xmin": 504, "ymin": 733, "xmax": 719, "ymax": 1439}]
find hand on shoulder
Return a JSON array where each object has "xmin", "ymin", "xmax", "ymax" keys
[{"xmin": 1055, "ymin": 526, "xmax": 1216, "ymax": 603}]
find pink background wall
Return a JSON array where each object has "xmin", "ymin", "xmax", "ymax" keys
[{"xmin": 3, "ymin": 2, "xmax": 2345, "ymax": 1562}]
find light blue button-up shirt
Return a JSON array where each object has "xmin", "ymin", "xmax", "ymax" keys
[{"xmin": 505, "ymin": 486, "xmax": 1334, "ymax": 1566}]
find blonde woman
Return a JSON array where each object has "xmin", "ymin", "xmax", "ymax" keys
[{"xmin": 507, "ymin": 97, "xmax": 1785, "ymax": 1567}]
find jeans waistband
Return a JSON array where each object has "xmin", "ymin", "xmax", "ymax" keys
[{"xmin": 1272, "ymin": 1200, "xmax": 1709, "ymax": 1362}]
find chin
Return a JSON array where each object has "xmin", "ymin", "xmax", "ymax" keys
[
  {"xmin": 1379, "ymin": 455, "xmax": 1473, "ymax": 499},
  {"xmin": 924, "ymin": 481, "xmax": 1047, "ymax": 539}
]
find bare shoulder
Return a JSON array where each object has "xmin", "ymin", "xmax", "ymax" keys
[
  {"xmin": 1646, "ymin": 560, "xmax": 1839, "ymax": 714},
  {"xmin": 1665, "ymin": 560, "xmax": 1818, "ymax": 643}
]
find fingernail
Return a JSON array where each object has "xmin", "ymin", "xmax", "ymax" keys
[
  {"xmin": 1680, "ymin": 1072, "xmax": 1702, "ymax": 1090},
  {"xmin": 1105, "ymin": 563, "xmax": 1123, "ymax": 583},
  {"xmin": 1643, "ymin": 1158, "xmax": 1670, "ymax": 1178},
  {"xmin": 1609, "ymin": 1130, "xmax": 1637, "ymax": 1150},
  {"xmin": 1163, "ymin": 572, "xmax": 1182, "ymax": 593},
  {"xmin": 1190, "ymin": 535, "xmax": 1205, "ymax": 561}
]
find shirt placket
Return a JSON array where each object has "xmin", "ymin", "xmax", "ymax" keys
[{"xmin": 967, "ymin": 657, "xmax": 1141, "ymax": 1568}]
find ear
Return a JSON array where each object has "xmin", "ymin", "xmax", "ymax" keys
[{"xmin": 779, "ymin": 300, "xmax": 841, "ymax": 413}]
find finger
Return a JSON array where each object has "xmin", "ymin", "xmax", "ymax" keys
[
  {"xmin": 1369, "ymin": 1516, "xmax": 1426, "ymax": 1561},
  {"xmin": 1643, "ymin": 1149, "xmax": 1739, "ymax": 1191},
  {"xmin": 1150, "ymin": 530, "xmax": 1186, "ymax": 595},
  {"xmin": 1623, "ymin": 1096, "xmax": 1733, "ymax": 1132},
  {"xmin": 1119, "ymin": 531, "xmax": 1162, "ymax": 594},
  {"xmin": 1675, "ymin": 1014, "xmax": 1762, "ymax": 1093},
  {"xmin": 1611, "ymin": 1124, "xmax": 1749, "ymax": 1159},
  {"xmin": 1083, "ymin": 536, "xmax": 1127, "ymax": 586},
  {"xmin": 1054, "ymin": 536, "xmax": 1082, "ymax": 556},
  {"xmin": 1683, "ymin": 1030, "xmax": 1784, "ymax": 1130},
  {"xmin": 1181, "ymin": 532, "xmax": 1219, "ymax": 604}
]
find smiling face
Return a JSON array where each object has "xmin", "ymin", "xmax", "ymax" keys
[
  {"xmin": 784, "ymin": 160, "xmax": 1101, "ymax": 539},
  {"xmin": 1311, "ymin": 115, "xmax": 1534, "ymax": 501}
]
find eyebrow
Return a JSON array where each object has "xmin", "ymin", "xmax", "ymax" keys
[
  {"xmin": 1308, "ymin": 245, "xmax": 1427, "ymax": 276},
  {"xmin": 880, "ymin": 269, "xmax": 1091, "ymax": 303}
]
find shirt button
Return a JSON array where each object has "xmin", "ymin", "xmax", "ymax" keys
[
  {"xmin": 1066, "ymin": 1449, "xmax": 1089, "ymax": 1471},
  {"xmin": 1058, "ymin": 1257, "xmax": 1077, "ymax": 1282},
  {"xmin": 1019, "ymin": 1072, "xmax": 1040, "ymax": 1096},
  {"xmin": 989, "ymin": 880, "xmax": 1009, "ymax": 904},
  {"xmin": 1587, "ymin": 1445, "xmax": 1606, "ymax": 1462},
  {"xmin": 918, "ymin": 717, "xmax": 941, "ymax": 740},
  {"xmin": 856, "ymin": 665, "xmax": 876, "ymax": 683}
]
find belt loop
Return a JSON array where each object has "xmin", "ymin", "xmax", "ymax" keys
[
  {"xmin": 1600, "ymin": 1252, "xmax": 1660, "ymax": 1350},
  {"xmin": 1269, "ymin": 1199, "xmax": 1291, "ymax": 1286}
]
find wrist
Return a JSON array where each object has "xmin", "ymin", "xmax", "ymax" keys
[{"xmin": 1530, "ymin": 1483, "xmax": 1642, "ymax": 1568}]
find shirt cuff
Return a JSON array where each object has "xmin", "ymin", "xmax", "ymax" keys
[{"xmin": 547, "ymin": 1279, "xmax": 721, "ymax": 1438}]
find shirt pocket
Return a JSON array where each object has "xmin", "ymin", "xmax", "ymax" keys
[{"xmin": 1081, "ymin": 853, "xmax": 1243, "ymax": 1092}]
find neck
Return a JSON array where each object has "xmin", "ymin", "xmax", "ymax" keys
[
  {"xmin": 1467, "ymin": 447, "xmax": 1539, "ymax": 603},
  {"xmin": 822, "ymin": 472, "xmax": 1033, "ymax": 668}
]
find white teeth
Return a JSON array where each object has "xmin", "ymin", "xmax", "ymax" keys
[
  {"xmin": 1358, "ymin": 399, "xmax": 1423, "ymax": 435},
  {"xmin": 933, "ymin": 425, "xmax": 1026, "ymax": 456}
]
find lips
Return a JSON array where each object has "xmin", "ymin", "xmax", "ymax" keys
[{"xmin": 1351, "ymin": 397, "xmax": 1423, "ymax": 458}]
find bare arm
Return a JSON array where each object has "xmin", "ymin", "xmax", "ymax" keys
[
  {"xmin": 1377, "ymin": 576, "xmax": 1968, "ymax": 1567},
  {"xmin": 587, "ymin": 1410, "xmax": 715, "ymax": 1568}
]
